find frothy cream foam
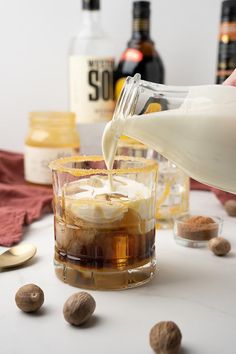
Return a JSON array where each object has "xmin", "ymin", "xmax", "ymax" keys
[{"xmin": 64, "ymin": 176, "xmax": 154, "ymax": 225}]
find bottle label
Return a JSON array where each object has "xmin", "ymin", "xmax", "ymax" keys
[
  {"xmin": 121, "ymin": 49, "xmax": 143, "ymax": 63},
  {"xmin": 69, "ymin": 56, "xmax": 115, "ymax": 123},
  {"xmin": 217, "ymin": 22, "xmax": 236, "ymax": 82},
  {"xmin": 24, "ymin": 145, "xmax": 79, "ymax": 184},
  {"xmin": 219, "ymin": 22, "xmax": 236, "ymax": 41},
  {"xmin": 132, "ymin": 18, "xmax": 150, "ymax": 37}
]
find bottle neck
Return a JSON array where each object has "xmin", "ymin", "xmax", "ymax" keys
[
  {"xmin": 221, "ymin": 16, "xmax": 236, "ymax": 23},
  {"xmin": 131, "ymin": 16, "xmax": 150, "ymax": 41},
  {"xmin": 82, "ymin": 9, "xmax": 100, "ymax": 25},
  {"xmin": 79, "ymin": 9, "xmax": 104, "ymax": 37}
]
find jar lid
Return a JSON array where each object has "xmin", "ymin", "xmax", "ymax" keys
[{"xmin": 29, "ymin": 112, "xmax": 76, "ymax": 126}]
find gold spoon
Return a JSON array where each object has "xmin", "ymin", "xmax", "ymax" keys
[{"xmin": 0, "ymin": 244, "xmax": 37, "ymax": 269}]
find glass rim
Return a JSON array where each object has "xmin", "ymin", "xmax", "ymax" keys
[
  {"xmin": 49, "ymin": 155, "xmax": 158, "ymax": 176},
  {"xmin": 174, "ymin": 215, "xmax": 223, "ymax": 226}
]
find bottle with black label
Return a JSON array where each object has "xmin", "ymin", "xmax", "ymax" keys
[
  {"xmin": 114, "ymin": 1, "xmax": 164, "ymax": 99},
  {"xmin": 216, "ymin": 0, "xmax": 236, "ymax": 84},
  {"xmin": 69, "ymin": 0, "xmax": 115, "ymax": 123}
]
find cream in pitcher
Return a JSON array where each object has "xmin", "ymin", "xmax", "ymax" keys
[{"xmin": 102, "ymin": 74, "xmax": 236, "ymax": 193}]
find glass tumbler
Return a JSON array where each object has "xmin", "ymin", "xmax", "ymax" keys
[
  {"xmin": 50, "ymin": 156, "xmax": 158, "ymax": 290},
  {"xmin": 117, "ymin": 143, "xmax": 189, "ymax": 229},
  {"xmin": 148, "ymin": 152, "xmax": 189, "ymax": 229}
]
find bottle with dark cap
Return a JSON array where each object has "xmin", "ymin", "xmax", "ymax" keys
[
  {"xmin": 69, "ymin": 0, "xmax": 115, "ymax": 124},
  {"xmin": 216, "ymin": 0, "xmax": 236, "ymax": 83},
  {"xmin": 114, "ymin": 1, "xmax": 164, "ymax": 99},
  {"xmin": 82, "ymin": 0, "xmax": 99, "ymax": 10}
]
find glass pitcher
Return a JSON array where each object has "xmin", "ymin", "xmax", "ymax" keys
[
  {"xmin": 103, "ymin": 74, "xmax": 236, "ymax": 193},
  {"xmin": 109, "ymin": 74, "xmax": 191, "ymax": 228}
]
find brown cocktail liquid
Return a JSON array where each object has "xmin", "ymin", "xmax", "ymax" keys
[{"xmin": 53, "ymin": 175, "xmax": 156, "ymax": 290}]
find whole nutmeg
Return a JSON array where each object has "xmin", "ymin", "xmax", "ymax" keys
[
  {"xmin": 224, "ymin": 200, "xmax": 236, "ymax": 217},
  {"xmin": 15, "ymin": 284, "xmax": 44, "ymax": 313},
  {"xmin": 208, "ymin": 237, "xmax": 231, "ymax": 256},
  {"xmin": 63, "ymin": 292, "xmax": 96, "ymax": 326},
  {"xmin": 149, "ymin": 321, "xmax": 182, "ymax": 354}
]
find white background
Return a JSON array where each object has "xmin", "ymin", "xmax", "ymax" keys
[{"xmin": 0, "ymin": 0, "xmax": 222, "ymax": 151}]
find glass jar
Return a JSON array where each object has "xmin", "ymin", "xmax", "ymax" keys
[
  {"xmin": 24, "ymin": 112, "xmax": 80, "ymax": 185},
  {"xmin": 151, "ymin": 153, "xmax": 189, "ymax": 229},
  {"xmin": 117, "ymin": 141, "xmax": 189, "ymax": 229}
]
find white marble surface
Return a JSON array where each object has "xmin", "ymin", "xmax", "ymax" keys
[{"xmin": 1, "ymin": 191, "xmax": 236, "ymax": 354}]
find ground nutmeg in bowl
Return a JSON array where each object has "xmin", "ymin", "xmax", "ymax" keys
[{"xmin": 178, "ymin": 216, "xmax": 218, "ymax": 241}]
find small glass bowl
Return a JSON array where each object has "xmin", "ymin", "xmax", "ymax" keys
[{"xmin": 173, "ymin": 215, "xmax": 223, "ymax": 248}]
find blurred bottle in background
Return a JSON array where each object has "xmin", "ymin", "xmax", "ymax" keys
[
  {"xmin": 115, "ymin": 1, "xmax": 164, "ymax": 147},
  {"xmin": 69, "ymin": 0, "xmax": 115, "ymax": 124},
  {"xmin": 216, "ymin": 0, "xmax": 236, "ymax": 84},
  {"xmin": 114, "ymin": 1, "xmax": 164, "ymax": 99}
]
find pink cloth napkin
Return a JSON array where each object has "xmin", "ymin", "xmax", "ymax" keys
[
  {"xmin": 190, "ymin": 179, "xmax": 236, "ymax": 204},
  {"xmin": 0, "ymin": 150, "xmax": 53, "ymax": 246}
]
